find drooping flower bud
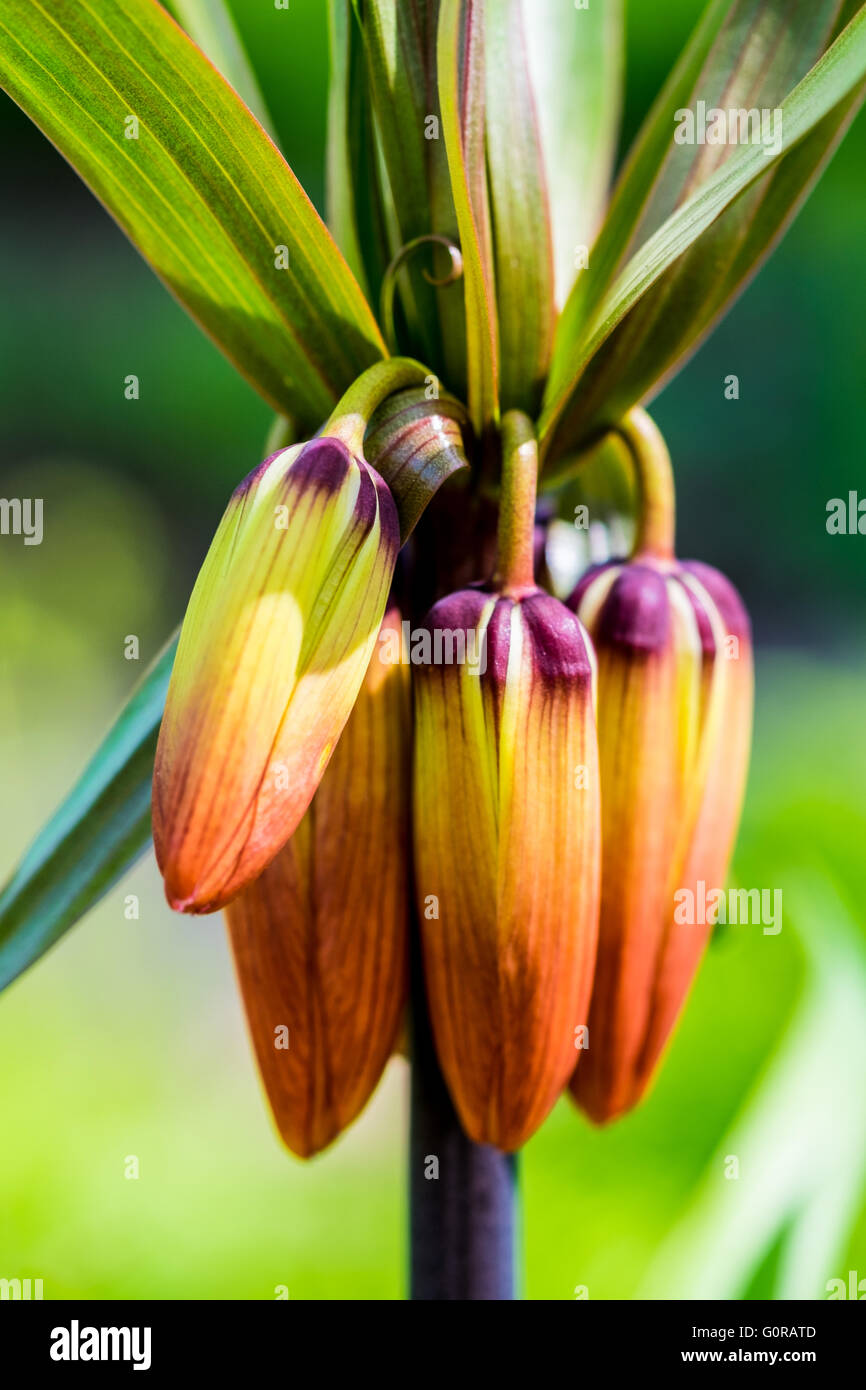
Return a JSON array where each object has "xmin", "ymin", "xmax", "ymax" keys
[
  {"xmin": 567, "ymin": 411, "xmax": 753, "ymax": 1123},
  {"xmin": 413, "ymin": 413, "xmax": 601, "ymax": 1151},
  {"xmin": 224, "ymin": 607, "xmax": 410, "ymax": 1158},
  {"xmin": 633, "ymin": 561, "xmax": 753, "ymax": 1098},
  {"xmin": 153, "ymin": 436, "xmax": 399, "ymax": 914}
]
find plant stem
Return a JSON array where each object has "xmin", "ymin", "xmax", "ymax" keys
[
  {"xmin": 495, "ymin": 410, "xmax": 539, "ymax": 594},
  {"xmin": 325, "ymin": 358, "xmax": 432, "ymax": 454},
  {"xmin": 409, "ymin": 923, "xmax": 517, "ymax": 1300},
  {"xmin": 617, "ymin": 407, "xmax": 676, "ymax": 560}
]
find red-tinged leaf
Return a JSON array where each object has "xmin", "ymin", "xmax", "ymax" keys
[
  {"xmin": 438, "ymin": 0, "xmax": 498, "ymax": 433},
  {"xmin": 524, "ymin": 0, "xmax": 623, "ymax": 307},
  {"xmin": 355, "ymin": 0, "xmax": 468, "ymax": 391},
  {"xmin": 327, "ymin": 0, "xmax": 392, "ymax": 306},
  {"xmin": 164, "ymin": 0, "xmax": 277, "ymax": 140},
  {"xmin": 485, "ymin": 0, "xmax": 555, "ymax": 415}
]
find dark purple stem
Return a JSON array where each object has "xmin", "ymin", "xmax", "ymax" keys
[{"xmin": 408, "ymin": 927, "xmax": 517, "ymax": 1300}]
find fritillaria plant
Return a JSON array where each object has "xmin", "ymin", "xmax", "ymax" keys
[{"xmin": 1, "ymin": 0, "xmax": 864, "ymax": 1300}]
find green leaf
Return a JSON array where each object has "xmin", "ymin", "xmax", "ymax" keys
[
  {"xmin": 365, "ymin": 386, "xmax": 470, "ymax": 539},
  {"xmin": 0, "ymin": 637, "xmax": 176, "ymax": 994},
  {"xmin": 524, "ymin": 0, "xmax": 623, "ymax": 308},
  {"xmin": 327, "ymin": 0, "xmax": 390, "ymax": 304},
  {"xmin": 437, "ymin": 0, "xmax": 498, "ymax": 433},
  {"xmin": 164, "ymin": 0, "xmax": 277, "ymax": 141},
  {"xmin": 355, "ymin": 0, "xmax": 467, "ymax": 388},
  {"xmin": 540, "ymin": 0, "xmax": 866, "ymax": 462},
  {"xmin": 0, "ymin": 0, "xmax": 385, "ymax": 429},
  {"xmin": 485, "ymin": 0, "xmax": 555, "ymax": 415}
]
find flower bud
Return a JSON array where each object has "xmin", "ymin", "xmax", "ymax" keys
[
  {"xmin": 568, "ymin": 556, "xmax": 752, "ymax": 1122},
  {"xmin": 413, "ymin": 587, "xmax": 601, "ymax": 1151},
  {"xmin": 225, "ymin": 607, "xmax": 410, "ymax": 1158},
  {"xmin": 153, "ymin": 437, "xmax": 399, "ymax": 914}
]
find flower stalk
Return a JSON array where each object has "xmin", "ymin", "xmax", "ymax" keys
[
  {"xmin": 325, "ymin": 358, "xmax": 434, "ymax": 455},
  {"xmin": 495, "ymin": 410, "xmax": 539, "ymax": 594},
  {"xmin": 617, "ymin": 407, "xmax": 676, "ymax": 562}
]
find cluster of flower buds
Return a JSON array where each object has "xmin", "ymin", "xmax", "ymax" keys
[{"xmin": 154, "ymin": 386, "xmax": 751, "ymax": 1157}]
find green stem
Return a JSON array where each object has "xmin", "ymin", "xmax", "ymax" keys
[
  {"xmin": 496, "ymin": 411, "xmax": 538, "ymax": 594},
  {"xmin": 325, "ymin": 358, "xmax": 433, "ymax": 455},
  {"xmin": 616, "ymin": 407, "xmax": 676, "ymax": 561}
]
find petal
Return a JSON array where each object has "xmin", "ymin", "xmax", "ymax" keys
[
  {"xmin": 571, "ymin": 564, "xmax": 686, "ymax": 1123},
  {"xmin": 225, "ymin": 606, "xmax": 410, "ymax": 1158},
  {"xmin": 630, "ymin": 567, "xmax": 753, "ymax": 1099}
]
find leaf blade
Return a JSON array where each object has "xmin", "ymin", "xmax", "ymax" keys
[
  {"xmin": 437, "ymin": 0, "xmax": 498, "ymax": 433},
  {"xmin": 524, "ymin": 0, "xmax": 624, "ymax": 307},
  {"xmin": 485, "ymin": 0, "xmax": 555, "ymax": 415},
  {"xmin": 540, "ymin": 0, "xmax": 866, "ymax": 459},
  {"xmin": 0, "ymin": 637, "xmax": 176, "ymax": 993},
  {"xmin": 164, "ymin": 0, "xmax": 277, "ymax": 140},
  {"xmin": 0, "ymin": 0, "xmax": 385, "ymax": 429}
]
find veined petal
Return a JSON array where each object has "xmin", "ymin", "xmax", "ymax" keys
[
  {"xmin": 631, "ymin": 565, "xmax": 753, "ymax": 1099},
  {"xmin": 414, "ymin": 588, "xmax": 600, "ymax": 1150},
  {"xmin": 571, "ymin": 563, "xmax": 683, "ymax": 1123},
  {"xmin": 153, "ymin": 437, "xmax": 399, "ymax": 914},
  {"xmin": 225, "ymin": 607, "xmax": 410, "ymax": 1159}
]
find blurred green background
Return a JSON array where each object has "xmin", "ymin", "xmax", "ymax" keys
[{"xmin": 1, "ymin": 0, "xmax": 864, "ymax": 1299}]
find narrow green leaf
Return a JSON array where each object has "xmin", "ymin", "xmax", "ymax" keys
[
  {"xmin": 0, "ymin": 637, "xmax": 177, "ymax": 993},
  {"xmin": 545, "ymin": 0, "xmax": 859, "ymax": 457},
  {"xmin": 0, "ymin": 0, "xmax": 385, "ymax": 429},
  {"xmin": 164, "ymin": 0, "xmax": 277, "ymax": 141},
  {"xmin": 365, "ymin": 386, "xmax": 470, "ymax": 538},
  {"xmin": 438, "ymin": 0, "xmax": 498, "ymax": 433},
  {"xmin": 485, "ymin": 0, "xmax": 555, "ymax": 415},
  {"xmin": 524, "ymin": 0, "xmax": 623, "ymax": 307},
  {"xmin": 540, "ymin": 1, "xmax": 866, "ymax": 460},
  {"xmin": 356, "ymin": 0, "xmax": 467, "ymax": 388},
  {"xmin": 327, "ymin": 0, "xmax": 389, "ymax": 303},
  {"xmin": 553, "ymin": 0, "xmax": 732, "ymax": 357}
]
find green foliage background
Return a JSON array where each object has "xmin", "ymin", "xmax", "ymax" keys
[{"xmin": 0, "ymin": 0, "xmax": 864, "ymax": 1298}]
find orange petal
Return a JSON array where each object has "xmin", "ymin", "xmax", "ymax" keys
[
  {"xmin": 570, "ymin": 563, "xmax": 685, "ymax": 1123},
  {"xmin": 414, "ymin": 589, "xmax": 600, "ymax": 1150},
  {"xmin": 630, "ymin": 565, "xmax": 753, "ymax": 1101},
  {"xmin": 224, "ymin": 607, "xmax": 410, "ymax": 1158}
]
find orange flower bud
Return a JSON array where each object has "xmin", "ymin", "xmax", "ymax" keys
[
  {"xmin": 225, "ymin": 608, "xmax": 410, "ymax": 1158},
  {"xmin": 568, "ymin": 557, "xmax": 752, "ymax": 1122},
  {"xmin": 153, "ymin": 437, "xmax": 399, "ymax": 914},
  {"xmin": 413, "ymin": 587, "xmax": 601, "ymax": 1150}
]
